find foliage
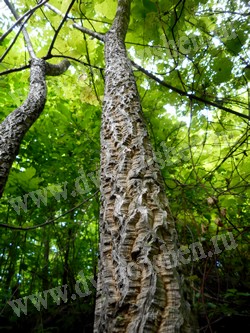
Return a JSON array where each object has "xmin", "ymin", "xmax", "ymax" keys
[{"xmin": 0, "ymin": 0, "xmax": 249, "ymax": 331}]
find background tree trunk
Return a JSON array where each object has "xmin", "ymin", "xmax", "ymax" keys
[
  {"xmin": 94, "ymin": 1, "xmax": 194, "ymax": 332},
  {"xmin": 0, "ymin": 59, "xmax": 47, "ymax": 198},
  {"xmin": 0, "ymin": 59, "xmax": 69, "ymax": 198}
]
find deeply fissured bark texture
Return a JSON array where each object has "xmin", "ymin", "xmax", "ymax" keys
[
  {"xmin": 0, "ymin": 59, "xmax": 70, "ymax": 198},
  {"xmin": 0, "ymin": 58, "xmax": 46, "ymax": 198},
  {"xmin": 94, "ymin": 1, "xmax": 192, "ymax": 332}
]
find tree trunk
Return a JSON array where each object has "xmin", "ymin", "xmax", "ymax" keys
[
  {"xmin": 0, "ymin": 59, "xmax": 47, "ymax": 198},
  {"xmin": 42, "ymin": 228, "xmax": 50, "ymax": 291},
  {"xmin": 94, "ymin": 1, "xmax": 194, "ymax": 332},
  {"xmin": 0, "ymin": 59, "xmax": 70, "ymax": 199}
]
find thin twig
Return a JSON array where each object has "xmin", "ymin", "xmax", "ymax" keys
[
  {"xmin": 0, "ymin": 0, "xmax": 49, "ymax": 43},
  {"xmin": 3, "ymin": 0, "xmax": 36, "ymax": 59},
  {"xmin": 0, "ymin": 54, "xmax": 104, "ymax": 77},
  {"xmin": 44, "ymin": 54, "xmax": 104, "ymax": 71},
  {"xmin": 72, "ymin": 23, "xmax": 105, "ymax": 41},
  {"xmin": 2, "ymin": 1, "xmax": 249, "ymax": 121},
  {"xmin": 0, "ymin": 64, "xmax": 30, "ymax": 76},
  {"xmin": 0, "ymin": 190, "xmax": 99, "ymax": 231},
  {"xmin": 0, "ymin": 17, "xmax": 30, "ymax": 63},
  {"xmin": 45, "ymin": 3, "xmax": 104, "ymax": 41},
  {"xmin": 46, "ymin": 0, "xmax": 77, "ymax": 57},
  {"xmin": 132, "ymin": 61, "xmax": 250, "ymax": 121}
]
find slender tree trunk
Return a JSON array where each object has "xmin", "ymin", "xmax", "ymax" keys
[
  {"xmin": 42, "ymin": 229, "xmax": 50, "ymax": 291},
  {"xmin": 0, "ymin": 59, "xmax": 70, "ymax": 199},
  {"xmin": 0, "ymin": 59, "xmax": 47, "ymax": 198},
  {"xmin": 95, "ymin": 1, "xmax": 194, "ymax": 332}
]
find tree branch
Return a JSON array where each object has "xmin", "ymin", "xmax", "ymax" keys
[
  {"xmin": 46, "ymin": 0, "xmax": 77, "ymax": 58},
  {"xmin": 45, "ymin": 59, "xmax": 71, "ymax": 76},
  {"xmin": 198, "ymin": 9, "xmax": 250, "ymax": 16},
  {"xmin": 0, "ymin": 64, "xmax": 30, "ymax": 76},
  {"xmin": 72, "ymin": 23, "xmax": 105, "ymax": 41},
  {"xmin": 0, "ymin": 59, "xmax": 46, "ymax": 198},
  {"xmin": 44, "ymin": 54, "xmax": 104, "ymax": 71},
  {"xmin": 67, "ymin": 10, "xmax": 250, "ymax": 121},
  {"xmin": 0, "ymin": 19, "xmax": 25, "ymax": 63},
  {"xmin": 45, "ymin": 3, "xmax": 104, "ymax": 41},
  {"xmin": 108, "ymin": 0, "xmax": 131, "ymax": 40},
  {"xmin": 0, "ymin": 58, "xmax": 70, "ymax": 198},
  {"xmin": 0, "ymin": 0, "xmax": 49, "ymax": 43},
  {"xmin": 4, "ymin": 0, "xmax": 37, "ymax": 59},
  {"xmin": 132, "ymin": 61, "xmax": 250, "ymax": 121},
  {"xmin": 0, "ymin": 191, "xmax": 99, "ymax": 231},
  {"xmin": 0, "ymin": 55, "xmax": 102, "ymax": 77},
  {"xmin": 3, "ymin": 0, "xmax": 248, "ymax": 122}
]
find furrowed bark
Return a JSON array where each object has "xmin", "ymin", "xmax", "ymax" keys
[
  {"xmin": 95, "ymin": 0, "xmax": 194, "ymax": 332},
  {"xmin": 0, "ymin": 59, "xmax": 70, "ymax": 198}
]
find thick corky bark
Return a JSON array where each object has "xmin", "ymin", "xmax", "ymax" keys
[
  {"xmin": 0, "ymin": 59, "xmax": 70, "ymax": 198},
  {"xmin": 94, "ymin": 0, "xmax": 193, "ymax": 332}
]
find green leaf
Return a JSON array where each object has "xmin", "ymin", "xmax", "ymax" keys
[
  {"xmin": 142, "ymin": 0, "xmax": 157, "ymax": 13},
  {"xmin": 224, "ymin": 30, "xmax": 248, "ymax": 55},
  {"xmin": 212, "ymin": 57, "xmax": 233, "ymax": 84},
  {"xmin": 95, "ymin": 0, "xmax": 117, "ymax": 20}
]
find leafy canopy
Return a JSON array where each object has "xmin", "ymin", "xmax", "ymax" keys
[{"xmin": 0, "ymin": 0, "xmax": 249, "ymax": 331}]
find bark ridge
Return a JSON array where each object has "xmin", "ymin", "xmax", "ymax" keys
[{"xmin": 94, "ymin": 1, "xmax": 194, "ymax": 332}]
